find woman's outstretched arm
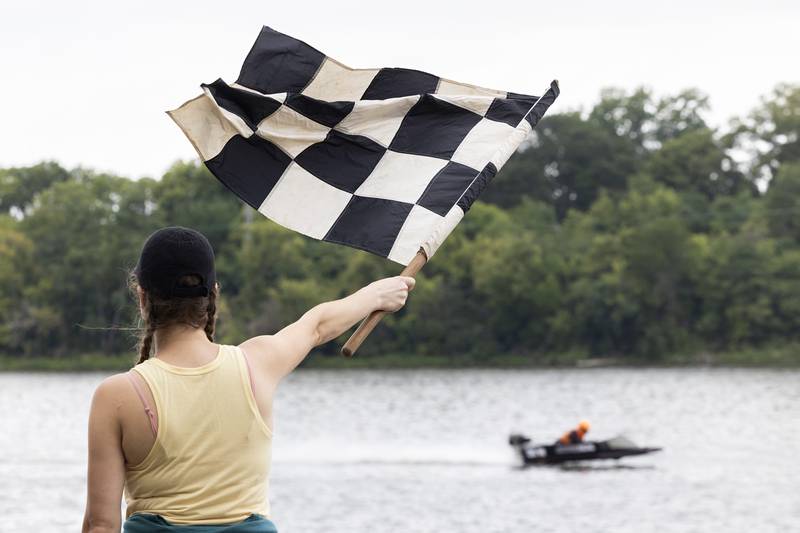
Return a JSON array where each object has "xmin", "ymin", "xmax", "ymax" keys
[{"xmin": 240, "ymin": 276, "xmax": 415, "ymax": 382}]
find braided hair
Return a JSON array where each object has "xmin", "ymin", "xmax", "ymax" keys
[{"xmin": 130, "ymin": 273, "xmax": 218, "ymax": 364}]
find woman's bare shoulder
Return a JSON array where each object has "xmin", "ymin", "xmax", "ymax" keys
[
  {"xmin": 91, "ymin": 372, "xmax": 135, "ymax": 406},
  {"xmin": 239, "ymin": 335, "xmax": 272, "ymax": 352},
  {"xmin": 238, "ymin": 335, "xmax": 293, "ymax": 374}
]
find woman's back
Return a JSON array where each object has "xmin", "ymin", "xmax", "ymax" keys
[
  {"xmin": 83, "ymin": 225, "xmax": 414, "ymax": 533},
  {"xmin": 124, "ymin": 344, "xmax": 272, "ymax": 525}
]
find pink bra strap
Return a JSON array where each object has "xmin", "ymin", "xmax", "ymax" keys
[
  {"xmin": 127, "ymin": 371, "xmax": 158, "ymax": 437},
  {"xmin": 240, "ymin": 347, "xmax": 258, "ymax": 399}
]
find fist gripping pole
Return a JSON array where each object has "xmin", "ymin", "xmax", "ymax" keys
[{"xmin": 341, "ymin": 249, "xmax": 427, "ymax": 357}]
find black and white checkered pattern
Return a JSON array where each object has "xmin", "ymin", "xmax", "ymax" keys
[{"xmin": 170, "ymin": 26, "xmax": 559, "ymax": 265}]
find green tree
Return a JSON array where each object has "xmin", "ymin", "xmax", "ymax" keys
[
  {"xmin": 0, "ymin": 161, "xmax": 70, "ymax": 216},
  {"xmin": 589, "ymin": 87, "xmax": 656, "ymax": 153},
  {"xmin": 695, "ymin": 234, "xmax": 777, "ymax": 347},
  {"xmin": 764, "ymin": 162, "xmax": 800, "ymax": 242},
  {"xmin": 0, "ymin": 218, "xmax": 35, "ymax": 352},
  {"xmin": 560, "ymin": 184, "xmax": 701, "ymax": 356},
  {"xmin": 651, "ymin": 89, "xmax": 711, "ymax": 144},
  {"xmin": 643, "ymin": 128, "xmax": 752, "ymax": 200},
  {"xmin": 154, "ymin": 161, "xmax": 243, "ymax": 251},
  {"xmin": 734, "ymin": 83, "xmax": 800, "ymax": 182},
  {"xmin": 590, "ymin": 87, "xmax": 711, "ymax": 150},
  {"xmin": 486, "ymin": 113, "xmax": 637, "ymax": 219},
  {"xmin": 18, "ymin": 171, "xmax": 159, "ymax": 355}
]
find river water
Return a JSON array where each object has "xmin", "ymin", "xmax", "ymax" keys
[{"xmin": 1, "ymin": 368, "xmax": 798, "ymax": 532}]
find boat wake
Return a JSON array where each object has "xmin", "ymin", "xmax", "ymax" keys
[{"xmin": 273, "ymin": 442, "xmax": 514, "ymax": 467}]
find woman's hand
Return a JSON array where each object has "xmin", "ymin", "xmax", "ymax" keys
[{"xmin": 368, "ymin": 276, "xmax": 416, "ymax": 312}]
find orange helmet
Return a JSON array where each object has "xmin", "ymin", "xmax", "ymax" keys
[{"xmin": 578, "ymin": 420, "xmax": 591, "ymax": 432}]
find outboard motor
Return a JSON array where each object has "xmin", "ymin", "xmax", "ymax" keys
[{"xmin": 508, "ymin": 434, "xmax": 531, "ymax": 446}]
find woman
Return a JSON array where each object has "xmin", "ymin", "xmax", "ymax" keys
[{"xmin": 82, "ymin": 226, "xmax": 414, "ymax": 533}]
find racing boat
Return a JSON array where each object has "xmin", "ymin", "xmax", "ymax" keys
[{"xmin": 509, "ymin": 433, "xmax": 661, "ymax": 465}]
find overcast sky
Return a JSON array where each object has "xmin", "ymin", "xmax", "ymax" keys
[{"xmin": 1, "ymin": 0, "xmax": 797, "ymax": 179}]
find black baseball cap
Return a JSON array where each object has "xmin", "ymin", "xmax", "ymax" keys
[{"xmin": 134, "ymin": 226, "xmax": 216, "ymax": 298}]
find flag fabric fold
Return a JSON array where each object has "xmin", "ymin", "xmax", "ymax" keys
[{"xmin": 169, "ymin": 26, "xmax": 559, "ymax": 265}]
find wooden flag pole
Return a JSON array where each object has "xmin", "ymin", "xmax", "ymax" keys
[{"xmin": 341, "ymin": 248, "xmax": 428, "ymax": 357}]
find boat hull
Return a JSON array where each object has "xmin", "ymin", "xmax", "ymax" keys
[{"xmin": 509, "ymin": 434, "xmax": 661, "ymax": 465}]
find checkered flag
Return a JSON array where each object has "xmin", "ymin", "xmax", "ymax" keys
[{"xmin": 169, "ymin": 26, "xmax": 559, "ymax": 266}]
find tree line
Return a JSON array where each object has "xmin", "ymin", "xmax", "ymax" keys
[{"xmin": 1, "ymin": 84, "xmax": 799, "ymax": 364}]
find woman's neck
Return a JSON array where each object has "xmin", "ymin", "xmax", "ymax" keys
[{"xmin": 153, "ymin": 326, "xmax": 218, "ymax": 366}]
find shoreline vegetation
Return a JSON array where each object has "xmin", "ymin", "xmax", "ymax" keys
[
  {"xmin": 3, "ymin": 84, "xmax": 800, "ymax": 368},
  {"xmin": 2, "ymin": 344, "xmax": 798, "ymax": 372}
]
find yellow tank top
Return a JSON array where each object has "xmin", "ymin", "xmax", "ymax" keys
[{"xmin": 124, "ymin": 344, "xmax": 272, "ymax": 524}]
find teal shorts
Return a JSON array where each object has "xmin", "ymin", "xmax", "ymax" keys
[{"xmin": 123, "ymin": 513, "xmax": 277, "ymax": 533}]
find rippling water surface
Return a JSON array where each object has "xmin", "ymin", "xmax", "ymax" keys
[{"xmin": 1, "ymin": 368, "xmax": 798, "ymax": 532}]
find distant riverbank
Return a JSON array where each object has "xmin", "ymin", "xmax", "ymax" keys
[{"xmin": 1, "ymin": 344, "xmax": 798, "ymax": 372}]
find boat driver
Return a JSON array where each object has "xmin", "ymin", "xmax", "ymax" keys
[{"xmin": 558, "ymin": 420, "xmax": 590, "ymax": 445}]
